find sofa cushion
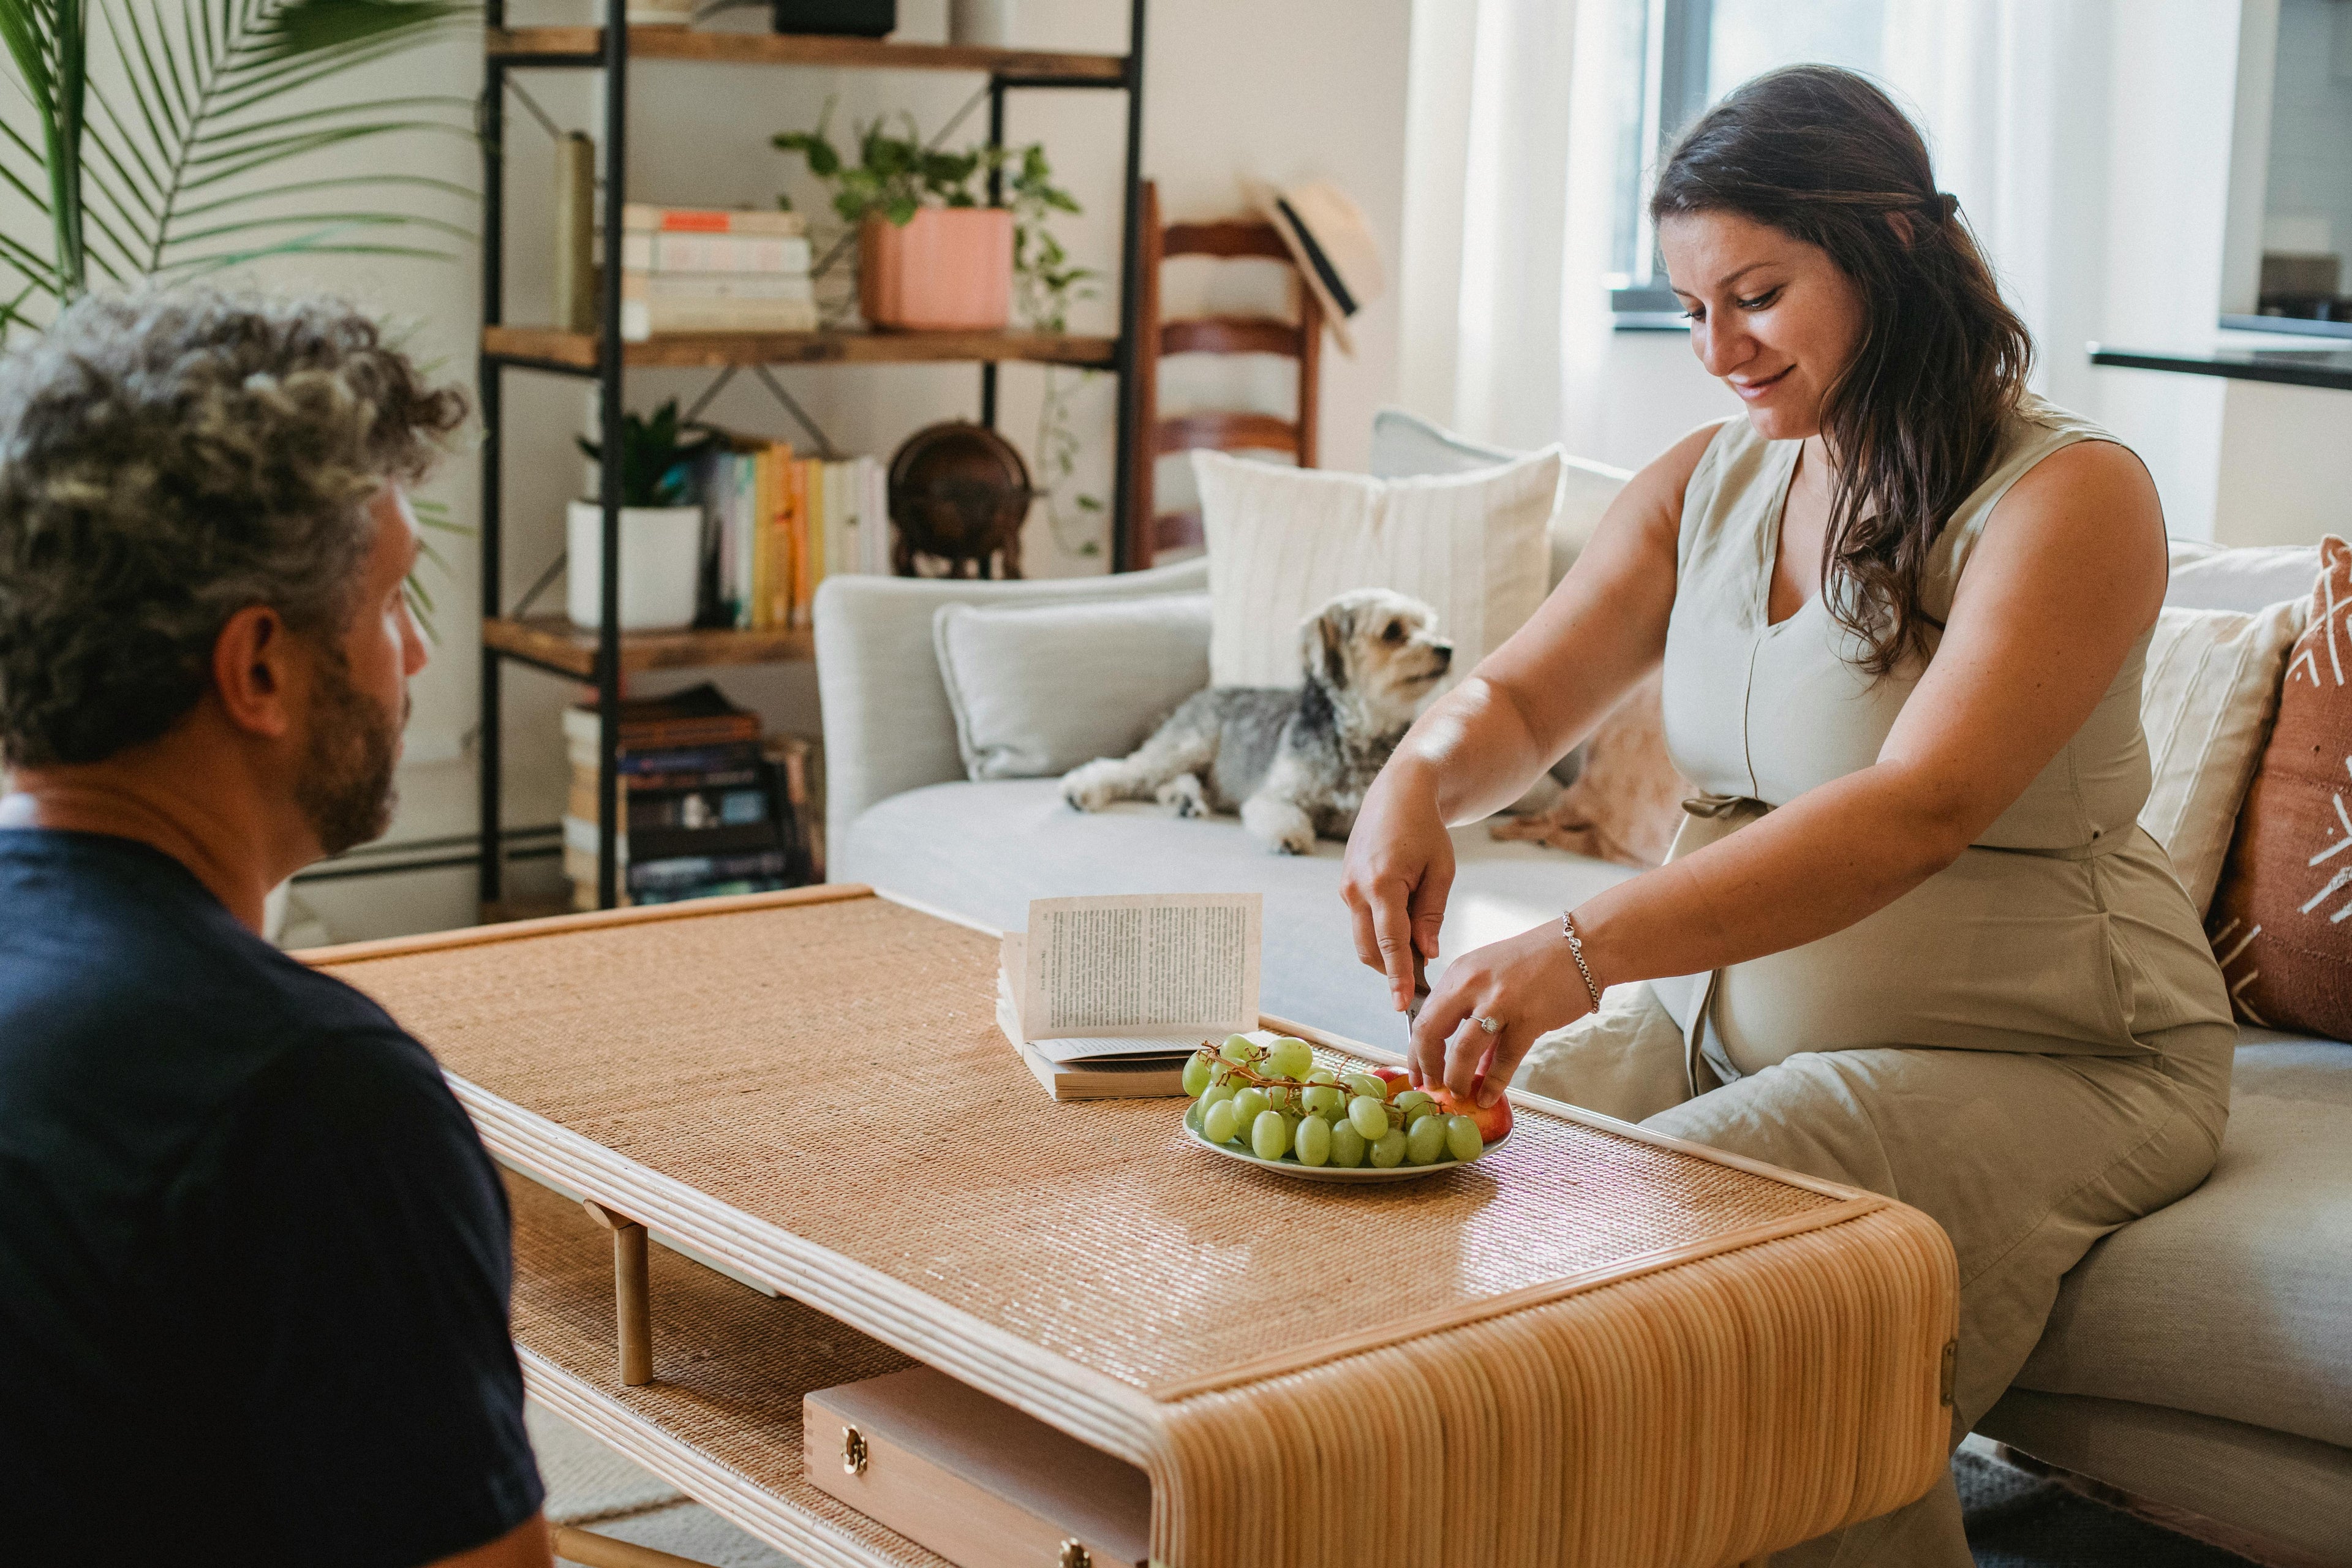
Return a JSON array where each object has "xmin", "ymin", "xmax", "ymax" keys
[
  {"xmin": 1196, "ymin": 447, "xmax": 1559, "ymax": 693},
  {"xmin": 2166, "ymin": 538, "xmax": 2323, "ymax": 614},
  {"xmin": 839, "ymin": 777, "xmax": 1635, "ymax": 1048},
  {"xmin": 2013, "ymin": 1030, "xmax": 2352, "ymax": 1450},
  {"xmin": 1368, "ymin": 407, "xmax": 1632, "ymax": 589},
  {"xmin": 2137, "ymin": 600, "xmax": 2307, "ymax": 916},
  {"xmin": 933, "ymin": 593, "xmax": 1211, "ymax": 780},
  {"xmin": 2208, "ymin": 536, "xmax": 2352, "ymax": 1041}
]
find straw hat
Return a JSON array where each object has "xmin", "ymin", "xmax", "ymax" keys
[{"xmin": 1246, "ymin": 178, "xmax": 1385, "ymax": 356}]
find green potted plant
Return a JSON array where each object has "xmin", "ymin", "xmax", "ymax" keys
[
  {"xmin": 775, "ymin": 108, "xmax": 1079, "ymax": 332},
  {"xmin": 569, "ymin": 400, "xmax": 715, "ymax": 631}
]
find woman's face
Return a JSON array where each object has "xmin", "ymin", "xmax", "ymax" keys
[{"xmin": 1659, "ymin": 209, "xmax": 1866, "ymax": 443}]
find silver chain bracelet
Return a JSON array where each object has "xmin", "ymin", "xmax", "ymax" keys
[{"xmin": 1560, "ymin": 911, "xmax": 1602, "ymax": 1011}]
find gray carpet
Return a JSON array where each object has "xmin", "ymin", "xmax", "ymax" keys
[
  {"xmin": 1957, "ymin": 1442, "xmax": 2260, "ymax": 1568},
  {"xmin": 532, "ymin": 1401, "xmax": 2259, "ymax": 1567}
]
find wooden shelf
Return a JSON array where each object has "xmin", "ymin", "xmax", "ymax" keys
[
  {"xmin": 484, "ymin": 615, "xmax": 813, "ymax": 679},
  {"xmin": 483, "ymin": 323, "xmax": 1118, "ymax": 372},
  {"xmin": 487, "ymin": 26, "xmax": 1127, "ymax": 81}
]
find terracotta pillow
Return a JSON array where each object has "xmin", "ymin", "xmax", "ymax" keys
[{"xmin": 2207, "ymin": 535, "xmax": 2352, "ymax": 1039}]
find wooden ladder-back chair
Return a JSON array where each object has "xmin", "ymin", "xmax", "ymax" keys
[{"xmin": 1125, "ymin": 179, "xmax": 1322, "ymax": 567}]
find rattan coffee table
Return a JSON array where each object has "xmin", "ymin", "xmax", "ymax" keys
[{"xmin": 309, "ymin": 886, "xmax": 1958, "ymax": 1568}]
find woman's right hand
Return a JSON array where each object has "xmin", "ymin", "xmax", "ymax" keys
[{"xmin": 1341, "ymin": 760, "xmax": 1456, "ymax": 1015}]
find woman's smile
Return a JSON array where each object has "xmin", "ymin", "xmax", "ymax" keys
[{"xmin": 1732, "ymin": 365, "xmax": 1793, "ymax": 401}]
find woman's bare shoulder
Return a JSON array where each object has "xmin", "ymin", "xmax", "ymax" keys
[
  {"xmin": 1973, "ymin": 437, "xmax": 2166, "ymax": 612},
  {"xmin": 1605, "ymin": 418, "xmax": 1738, "ymax": 539}
]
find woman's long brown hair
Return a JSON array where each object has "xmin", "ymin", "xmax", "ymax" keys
[{"xmin": 1651, "ymin": 66, "xmax": 2034, "ymax": 676}]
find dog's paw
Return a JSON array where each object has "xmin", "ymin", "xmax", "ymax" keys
[
  {"xmin": 1242, "ymin": 796, "xmax": 1317, "ymax": 855},
  {"xmin": 1060, "ymin": 761, "xmax": 1120, "ymax": 813},
  {"xmin": 1155, "ymin": 774, "xmax": 1208, "ymax": 818}
]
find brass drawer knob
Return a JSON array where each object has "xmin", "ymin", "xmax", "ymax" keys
[
  {"xmin": 841, "ymin": 1425, "xmax": 869, "ymax": 1476},
  {"xmin": 1058, "ymin": 1541, "xmax": 1091, "ymax": 1568}
]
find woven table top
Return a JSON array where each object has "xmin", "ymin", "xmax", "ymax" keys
[{"xmin": 320, "ymin": 889, "xmax": 1852, "ymax": 1399}]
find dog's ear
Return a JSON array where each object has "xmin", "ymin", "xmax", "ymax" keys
[{"xmin": 1303, "ymin": 601, "xmax": 1351, "ymax": 688}]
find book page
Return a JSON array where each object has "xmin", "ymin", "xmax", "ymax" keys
[
  {"xmin": 996, "ymin": 962, "xmax": 1199, "ymax": 1063},
  {"xmin": 1020, "ymin": 893, "xmax": 1261, "ymax": 1041}
]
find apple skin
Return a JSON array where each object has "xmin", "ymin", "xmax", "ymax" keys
[
  {"xmin": 1426, "ymin": 1084, "xmax": 1513, "ymax": 1144},
  {"xmin": 1373, "ymin": 1066, "xmax": 1411, "ymax": 1095}
]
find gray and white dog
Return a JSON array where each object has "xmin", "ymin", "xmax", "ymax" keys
[{"xmin": 1060, "ymin": 588, "xmax": 1453, "ymax": 854}]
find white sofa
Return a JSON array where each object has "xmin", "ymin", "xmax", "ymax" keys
[{"xmin": 815, "ymin": 421, "xmax": 2350, "ymax": 1564}]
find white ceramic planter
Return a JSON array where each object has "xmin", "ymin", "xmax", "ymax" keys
[
  {"xmin": 948, "ymin": 0, "xmax": 1016, "ymax": 47},
  {"xmin": 566, "ymin": 501, "xmax": 703, "ymax": 632}
]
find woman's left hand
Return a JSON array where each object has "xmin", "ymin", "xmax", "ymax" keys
[{"xmin": 1408, "ymin": 921, "xmax": 1597, "ymax": 1104}]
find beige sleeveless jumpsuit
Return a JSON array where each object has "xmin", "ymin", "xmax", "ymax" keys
[{"xmin": 1515, "ymin": 396, "xmax": 2236, "ymax": 1568}]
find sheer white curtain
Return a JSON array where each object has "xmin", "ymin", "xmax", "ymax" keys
[
  {"xmin": 1398, "ymin": 0, "xmax": 1579, "ymax": 453},
  {"xmin": 1400, "ymin": 0, "xmax": 2120, "ymax": 455}
]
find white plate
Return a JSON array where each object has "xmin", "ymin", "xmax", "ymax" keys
[{"xmin": 1182, "ymin": 1100, "xmax": 1507, "ymax": 1183}]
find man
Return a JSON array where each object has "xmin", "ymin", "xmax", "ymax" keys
[{"xmin": 0, "ymin": 288, "xmax": 551, "ymax": 1566}]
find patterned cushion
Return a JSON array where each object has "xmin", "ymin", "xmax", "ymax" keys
[{"xmin": 2207, "ymin": 537, "xmax": 2352, "ymax": 1038}]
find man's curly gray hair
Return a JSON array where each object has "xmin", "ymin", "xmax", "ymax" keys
[{"xmin": 0, "ymin": 286, "xmax": 466, "ymax": 767}]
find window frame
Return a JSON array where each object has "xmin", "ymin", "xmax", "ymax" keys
[{"xmin": 1611, "ymin": 0, "xmax": 1713, "ymax": 330}]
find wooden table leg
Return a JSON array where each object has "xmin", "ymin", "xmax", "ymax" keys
[{"xmin": 581, "ymin": 1199, "xmax": 653, "ymax": 1386}]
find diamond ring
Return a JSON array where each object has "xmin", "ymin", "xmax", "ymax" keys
[{"xmin": 1474, "ymin": 1015, "xmax": 1502, "ymax": 1035}]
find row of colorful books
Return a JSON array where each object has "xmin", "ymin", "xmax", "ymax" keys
[
  {"xmin": 560, "ymin": 684, "xmax": 823, "ymax": 909},
  {"xmin": 619, "ymin": 204, "xmax": 816, "ymax": 341},
  {"xmin": 696, "ymin": 442, "xmax": 888, "ymax": 632}
]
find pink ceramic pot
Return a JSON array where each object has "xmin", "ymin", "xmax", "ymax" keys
[{"xmin": 859, "ymin": 207, "xmax": 1013, "ymax": 331}]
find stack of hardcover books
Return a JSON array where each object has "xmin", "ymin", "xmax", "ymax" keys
[
  {"xmin": 619, "ymin": 204, "xmax": 816, "ymax": 341},
  {"xmin": 698, "ymin": 438, "xmax": 887, "ymax": 630},
  {"xmin": 562, "ymin": 684, "xmax": 812, "ymax": 908}
]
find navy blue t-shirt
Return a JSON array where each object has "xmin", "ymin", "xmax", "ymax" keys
[{"xmin": 0, "ymin": 830, "xmax": 543, "ymax": 1565}]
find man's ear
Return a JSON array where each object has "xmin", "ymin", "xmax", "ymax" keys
[{"xmin": 209, "ymin": 605, "xmax": 298, "ymax": 741}]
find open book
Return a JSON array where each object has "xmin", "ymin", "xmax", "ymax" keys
[{"xmin": 998, "ymin": 893, "xmax": 1262, "ymax": 1100}]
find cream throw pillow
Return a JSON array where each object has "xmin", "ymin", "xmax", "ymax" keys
[
  {"xmin": 1194, "ymin": 447, "xmax": 1561, "ymax": 690},
  {"xmin": 2139, "ymin": 598, "xmax": 2309, "ymax": 916}
]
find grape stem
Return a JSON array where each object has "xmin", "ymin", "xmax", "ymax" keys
[{"xmin": 1191, "ymin": 1046, "xmax": 1414, "ymax": 1130}]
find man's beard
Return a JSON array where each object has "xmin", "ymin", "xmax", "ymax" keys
[{"xmin": 295, "ymin": 649, "xmax": 402, "ymax": 858}]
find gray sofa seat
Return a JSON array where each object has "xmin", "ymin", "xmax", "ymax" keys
[
  {"xmin": 2008, "ymin": 1032, "xmax": 2352, "ymax": 1453},
  {"xmin": 842, "ymin": 778, "xmax": 1634, "ymax": 1049}
]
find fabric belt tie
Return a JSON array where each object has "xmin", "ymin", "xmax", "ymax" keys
[{"xmin": 1679, "ymin": 791, "xmax": 2136, "ymax": 859}]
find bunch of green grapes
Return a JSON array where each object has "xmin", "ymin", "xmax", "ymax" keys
[{"xmin": 1183, "ymin": 1035, "xmax": 1485, "ymax": 1170}]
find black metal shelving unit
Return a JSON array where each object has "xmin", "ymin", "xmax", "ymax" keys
[{"xmin": 476, "ymin": 1, "xmax": 1150, "ymax": 913}]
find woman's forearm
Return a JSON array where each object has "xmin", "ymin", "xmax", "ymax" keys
[
  {"xmin": 1570, "ymin": 761, "xmax": 1970, "ymax": 989},
  {"xmin": 1393, "ymin": 675, "xmax": 1558, "ymax": 826}
]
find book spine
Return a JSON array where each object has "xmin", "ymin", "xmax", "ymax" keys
[
  {"xmin": 554, "ymin": 133, "xmax": 597, "ymax": 332},
  {"xmin": 620, "ymin": 203, "xmax": 807, "ymax": 237},
  {"xmin": 807, "ymin": 456, "xmax": 826, "ymax": 603},
  {"xmin": 622, "ymin": 271, "xmax": 815, "ymax": 301},
  {"xmin": 621, "ymin": 233, "xmax": 812, "ymax": 274},
  {"xmin": 751, "ymin": 446, "xmax": 774, "ymax": 631},
  {"xmin": 614, "ymin": 298, "xmax": 820, "ymax": 334},
  {"xmin": 568, "ymin": 741, "xmax": 765, "ymax": 775}
]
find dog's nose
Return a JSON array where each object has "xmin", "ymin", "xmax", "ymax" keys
[{"xmin": 1433, "ymin": 641, "xmax": 1453, "ymax": 666}]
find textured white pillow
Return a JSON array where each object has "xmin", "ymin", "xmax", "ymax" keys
[
  {"xmin": 933, "ymin": 594, "xmax": 1211, "ymax": 780},
  {"xmin": 1195, "ymin": 447, "xmax": 1561, "ymax": 690},
  {"xmin": 1367, "ymin": 407, "xmax": 1631, "ymax": 589},
  {"xmin": 2139, "ymin": 599, "xmax": 2309, "ymax": 915}
]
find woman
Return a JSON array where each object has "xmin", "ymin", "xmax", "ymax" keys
[{"xmin": 1341, "ymin": 66, "xmax": 2233, "ymax": 1567}]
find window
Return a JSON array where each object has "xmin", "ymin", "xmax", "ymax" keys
[{"xmin": 1608, "ymin": 0, "xmax": 1885, "ymax": 328}]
